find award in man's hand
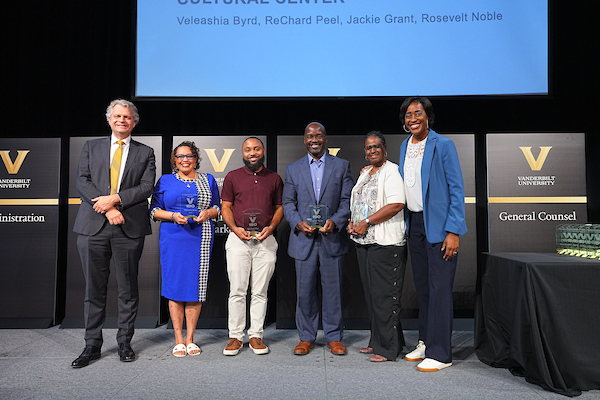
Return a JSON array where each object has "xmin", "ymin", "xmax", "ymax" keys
[
  {"xmin": 306, "ymin": 204, "xmax": 329, "ymax": 229},
  {"xmin": 179, "ymin": 194, "xmax": 199, "ymax": 219},
  {"xmin": 243, "ymin": 208, "xmax": 263, "ymax": 239}
]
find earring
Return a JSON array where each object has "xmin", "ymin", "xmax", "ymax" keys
[
  {"xmin": 403, "ymin": 124, "xmax": 410, "ymax": 133},
  {"xmin": 427, "ymin": 120, "xmax": 430, "ymax": 129},
  {"xmin": 385, "ymin": 152, "xmax": 388, "ymax": 158},
  {"xmin": 365, "ymin": 155, "xmax": 369, "ymax": 161}
]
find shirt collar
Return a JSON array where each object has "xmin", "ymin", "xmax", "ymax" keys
[
  {"xmin": 242, "ymin": 165, "xmax": 265, "ymax": 175},
  {"xmin": 111, "ymin": 133, "xmax": 131, "ymax": 145},
  {"xmin": 307, "ymin": 153, "xmax": 325, "ymax": 164}
]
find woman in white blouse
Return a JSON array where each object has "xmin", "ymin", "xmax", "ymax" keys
[{"xmin": 348, "ymin": 131, "xmax": 407, "ymax": 362}]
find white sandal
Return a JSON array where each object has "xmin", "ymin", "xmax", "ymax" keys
[
  {"xmin": 172, "ymin": 344, "xmax": 186, "ymax": 357},
  {"xmin": 186, "ymin": 343, "xmax": 201, "ymax": 356}
]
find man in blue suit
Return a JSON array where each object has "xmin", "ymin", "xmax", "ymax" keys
[{"xmin": 283, "ymin": 122, "xmax": 353, "ymax": 356}]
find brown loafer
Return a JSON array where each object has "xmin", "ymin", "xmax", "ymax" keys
[
  {"xmin": 327, "ymin": 341, "xmax": 347, "ymax": 355},
  {"xmin": 223, "ymin": 338, "xmax": 242, "ymax": 356},
  {"xmin": 369, "ymin": 354, "xmax": 388, "ymax": 362},
  {"xmin": 249, "ymin": 337, "xmax": 269, "ymax": 355},
  {"xmin": 293, "ymin": 341, "xmax": 314, "ymax": 355}
]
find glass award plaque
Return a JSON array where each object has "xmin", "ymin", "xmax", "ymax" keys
[
  {"xmin": 556, "ymin": 223, "xmax": 600, "ymax": 259},
  {"xmin": 243, "ymin": 208, "xmax": 263, "ymax": 238},
  {"xmin": 351, "ymin": 202, "xmax": 369, "ymax": 225},
  {"xmin": 179, "ymin": 194, "xmax": 199, "ymax": 219},
  {"xmin": 306, "ymin": 204, "xmax": 329, "ymax": 229}
]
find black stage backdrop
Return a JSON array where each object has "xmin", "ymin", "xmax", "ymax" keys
[
  {"xmin": 487, "ymin": 133, "xmax": 587, "ymax": 252},
  {"xmin": 3, "ymin": 1, "xmax": 598, "ymax": 325},
  {"xmin": 0, "ymin": 139, "xmax": 61, "ymax": 327}
]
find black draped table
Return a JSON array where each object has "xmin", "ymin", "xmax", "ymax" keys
[{"xmin": 475, "ymin": 252, "xmax": 600, "ymax": 397}]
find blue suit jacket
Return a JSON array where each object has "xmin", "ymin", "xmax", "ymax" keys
[
  {"xmin": 399, "ymin": 130, "xmax": 467, "ymax": 244},
  {"xmin": 283, "ymin": 153, "xmax": 353, "ymax": 261}
]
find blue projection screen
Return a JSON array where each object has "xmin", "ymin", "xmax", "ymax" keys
[{"xmin": 135, "ymin": 0, "xmax": 548, "ymax": 98}]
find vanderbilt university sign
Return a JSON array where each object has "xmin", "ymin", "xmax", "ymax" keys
[
  {"xmin": 519, "ymin": 146, "xmax": 552, "ymax": 171},
  {"xmin": 0, "ymin": 138, "xmax": 60, "ymax": 325},
  {"xmin": 0, "ymin": 150, "xmax": 30, "ymax": 174},
  {"xmin": 487, "ymin": 133, "xmax": 586, "ymax": 252},
  {"xmin": 205, "ymin": 148, "xmax": 235, "ymax": 172}
]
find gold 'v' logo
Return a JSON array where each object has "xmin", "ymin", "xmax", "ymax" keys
[
  {"xmin": 205, "ymin": 149, "xmax": 235, "ymax": 172},
  {"xmin": 328, "ymin": 148, "xmax": 341, "ymax": 156},
  {"xmin": 519, "ymin": 146, "xmax": 552, "ymax": 171},
  {"xmin": 0, "ymin": 150, "xmax": 30, "ymax": 174}
]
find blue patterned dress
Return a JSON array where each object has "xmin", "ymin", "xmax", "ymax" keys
[{"xmin": 150, "ymin": 172, "xmax": 220, "ymax": 302}]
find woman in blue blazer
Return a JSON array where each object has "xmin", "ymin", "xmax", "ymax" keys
[{"xmin": 398, "ymin": 97, "xmax": 467, "ymax": 372}]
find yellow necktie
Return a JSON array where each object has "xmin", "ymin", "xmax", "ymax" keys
[{"xmin": 110, "ymin": 140, "xmax": 124, "ymax": 195}]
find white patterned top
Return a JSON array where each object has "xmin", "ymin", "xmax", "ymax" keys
[{"xmin": 404, "ymin": 136, "xmax": 427, "ymax": 212}]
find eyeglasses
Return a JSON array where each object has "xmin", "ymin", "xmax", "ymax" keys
[
  {"xmin": 365, "ymin": 144, "xmax": 382, "ymax": 151},
  {"xmin": 174, "ymin": 154, "xmax": 196, "ymax": 160}
]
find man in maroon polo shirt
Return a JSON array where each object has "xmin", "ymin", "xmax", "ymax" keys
[{"xmin": 221, "ymin": 137, "xmax": 284, "ymax": 356}]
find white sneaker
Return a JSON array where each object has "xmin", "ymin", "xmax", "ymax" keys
[
  {"xmin": 405, "ymin": 340, "xmax": 426, "ymax": 361},
  {"xmin": 417, "ymin": 357, "xmax": 452, "ymax": 371}
]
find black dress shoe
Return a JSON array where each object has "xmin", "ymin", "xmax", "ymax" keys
[
  {"xmin": 118, "ymin": 342, "xmax": 136, "ymax": 362},
  {"xmin": 71, "ymin": 345, "xmax": 101, "ymax": 368}
]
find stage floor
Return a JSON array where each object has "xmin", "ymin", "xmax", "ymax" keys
[{"xmin": 1, "ymin": 324, "xmax": 598, "ymax": 399}]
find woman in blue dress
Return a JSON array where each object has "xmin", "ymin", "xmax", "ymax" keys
[{"xmin": 150, "ymin": 141, "xmax": 220, "ymax": 357}]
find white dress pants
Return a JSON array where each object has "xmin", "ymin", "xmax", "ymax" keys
[{"xmin": 225, "ymin": 232, "xmax": 277, "ymax": 340}]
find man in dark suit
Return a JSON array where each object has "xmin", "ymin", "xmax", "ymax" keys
[
  {"xmin": 282, "ymin": 122, "xmax": 353, "ymax": 356},
  {"xmin": 71, "ymin": 99, "xmax": 156, "ymax": 368}
]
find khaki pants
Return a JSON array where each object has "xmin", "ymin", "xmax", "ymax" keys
[{"xmin": 225, "ymin": 232, "xmax": 277, "ymax": 340}]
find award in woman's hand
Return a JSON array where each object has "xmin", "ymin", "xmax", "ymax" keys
[
  {"xmin": 179, "ymin": 194, "xmax": 199, "ymax": 219},
  {"xmin": 243, "ymin": 208, "xmax": 263, "ymax": 240},
  {"xmin": 351, "ymin": 202, "xmax": 369, "ymax": 225},
  {"xmin": 351, "ymin": 202, "xmax": 369, "ymax": 237},
  {"xmin": 307, "ymin": 204, "xmax": 329, "ymax": 229}
]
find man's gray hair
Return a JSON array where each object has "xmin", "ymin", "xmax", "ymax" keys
[{"xmin": 106, "ymin": 99, "xmax": 140, "ymax": 123}]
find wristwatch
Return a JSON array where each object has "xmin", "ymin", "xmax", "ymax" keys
[{"xmin": 365, "ymin": 218, "xmax": 371, "ymax": 226}]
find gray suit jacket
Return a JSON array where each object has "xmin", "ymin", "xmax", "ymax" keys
[
  {"xmin": 282, "ymin": 153, "xmax": 353, "ymax": 261},
  {"xmin": 73, "ymin": 137, "xmax": 156, "ymax": 238}
]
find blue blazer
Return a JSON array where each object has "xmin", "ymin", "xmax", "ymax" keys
[
  {"xmin": 283, "ymin": 153, "xmax": 353, "ymax": 261},
  {"xmin": 399, "ymin": 130, "xmax": 467, "ymax": 244}
]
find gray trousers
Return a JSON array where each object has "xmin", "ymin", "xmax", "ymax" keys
[{"xmin": 77, "ymin": 223, "xmax": 145, "ymax": 347}]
